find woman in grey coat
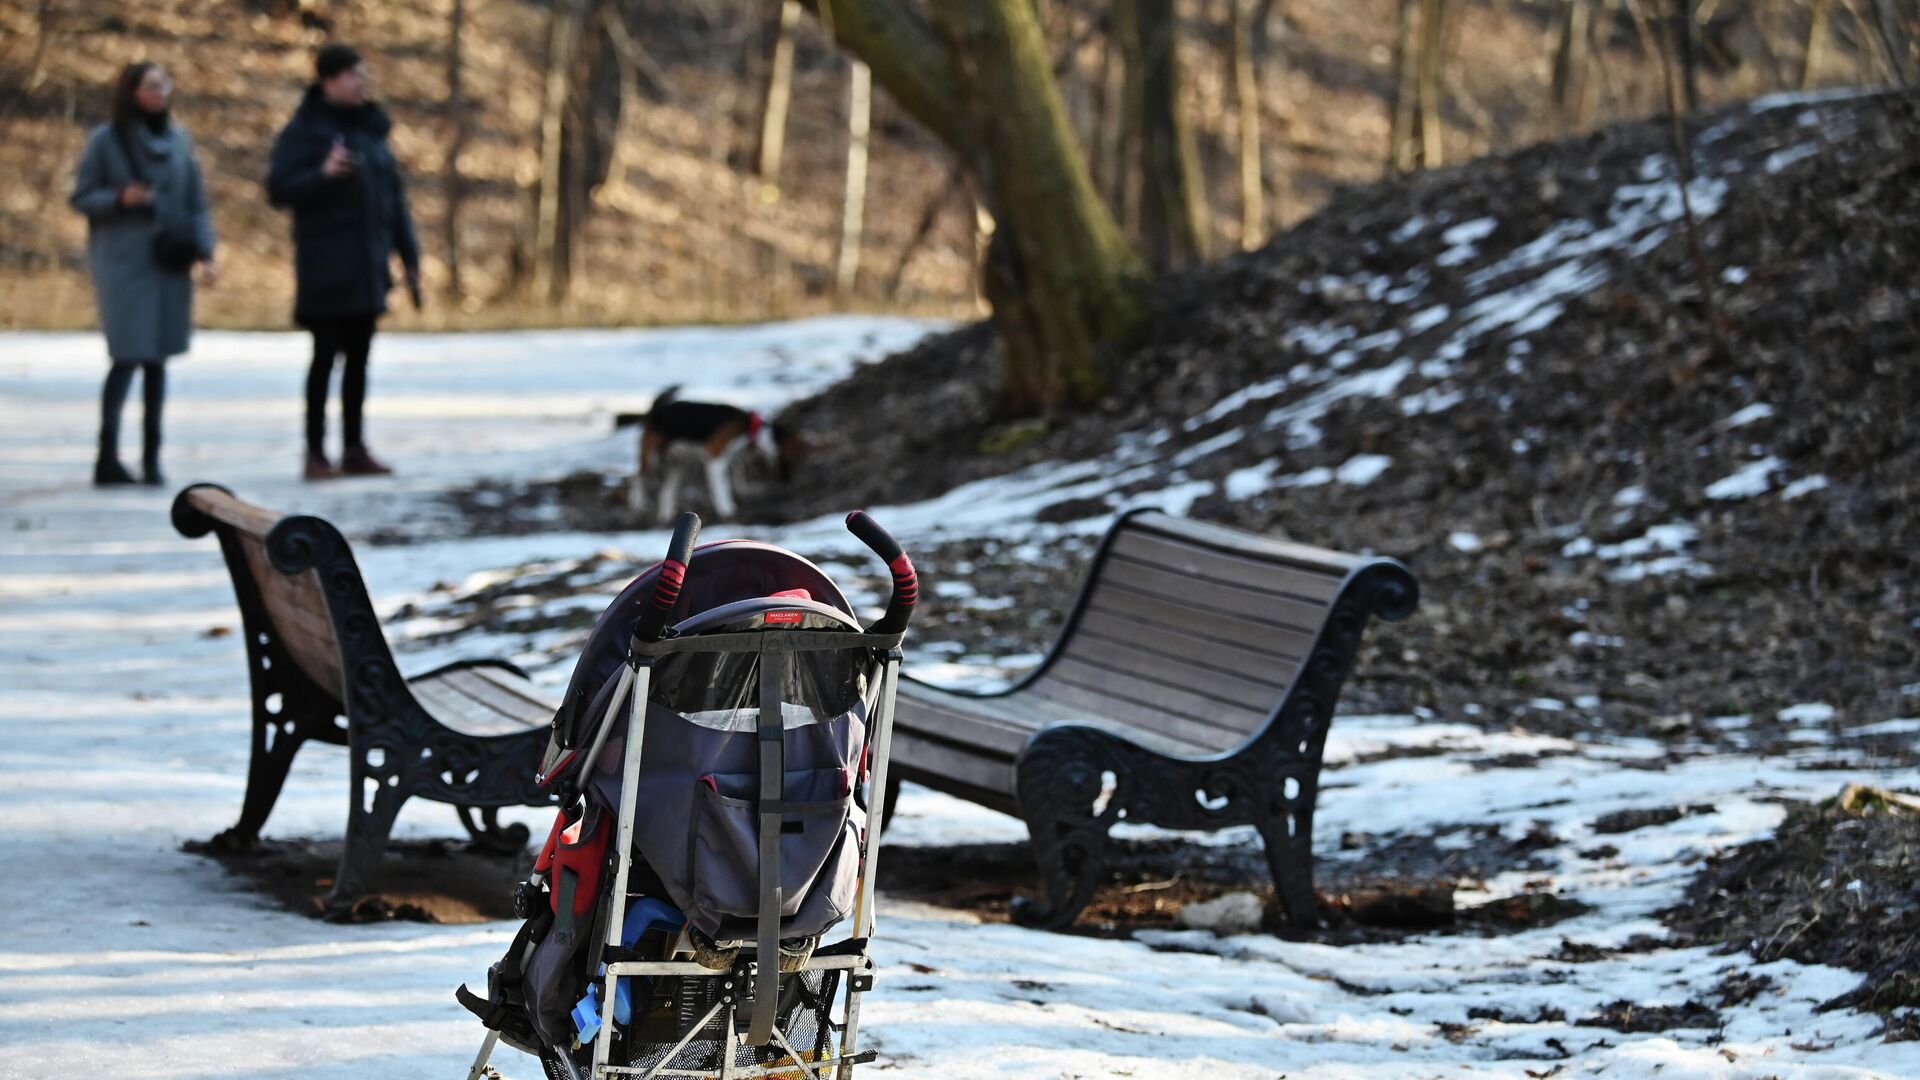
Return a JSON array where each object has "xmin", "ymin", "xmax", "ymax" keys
[{"xmin": 69, "ymin": 61, "xmax": 217, "ymax": 486}]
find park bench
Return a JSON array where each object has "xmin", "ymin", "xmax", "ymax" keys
[
  {"xmin": 172, "ymin": 484, "xmax": 557, "ymax": 913},
  {"xmin": 890, "ymin": 510, "xmax": 1418, "ymax": 930}
]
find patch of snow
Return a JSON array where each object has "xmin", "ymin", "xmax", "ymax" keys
[
  {"xmin": 1447, "ymin": 531, "xmax": 1483, "ymax": 553},
  {"xmin": 1405, "ymin": 304, "xmax": 1451, "ymax": 334},
  {"xmin": 1222, "ymin": 463, "xmax": 1274, "ymax": 501},
  {"xmin": 1569, "ymin": 631, "xmax": 1625, "ymax": 648},
  {"xmin": 1779, "ymin": 702, "xmax": 1837, "ymax": 725},
  {"xmin": 1399, "ymin": 385, "xmax": 1465, "ymax": 416},
  {"xmin": 1335, "ymin": 454, "xmax": 1392, "ymax": 486},
  {"xmin": 1764, "ymin": 142, "xmax": 1822, "ymax": 173},
  {"xmin": 1706, "ymin": 456, "xmax": 1784, "ymax": 500},
  {"xmin": 1722, "ymin": 265, "xmax": 1750, "ymax": 284},
  {"xmin": 1724, "ymin": 402, "xmax": 1775, "ymax": 428},
  {"xmin": 1847, "ymin": 718, "xmax": 1920, "ymax": 737},
  {"xmin": 1783, "ymin": 474, "xmax": 1829, "ymax": 499},
  {"xmin": 1389, "ymin": 215, "xmax": 1429, "ymax": 243},
  {"xmin": 1612, "ymin": 485, "xmax": 1647, "ymax": 507}
]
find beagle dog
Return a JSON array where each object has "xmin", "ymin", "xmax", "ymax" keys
[{"xmin": 614, "ymin": 387, "xmax": 802, "ymax": 522}]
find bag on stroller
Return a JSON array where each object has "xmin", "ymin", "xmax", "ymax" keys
[{"xmin": 458, "ymin": 510, "xmax": 916, "ymax": 1080}]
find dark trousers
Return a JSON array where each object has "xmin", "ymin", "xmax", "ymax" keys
[
  {"xmin": 306, "ymin": 315, "xmax": 377, "ymax": 457},
  {"xmin": 99, "ymin": 360, "xmax": 165, "ymax": 469}
]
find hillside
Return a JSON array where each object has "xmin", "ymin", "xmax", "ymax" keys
[
  {"xmin": 0, "ymin": 0, "xmax": 1870, "ymax": 330},
  {"xmin": 433, "ymin": 88, "xmax": 1920, "ymax": 753}
]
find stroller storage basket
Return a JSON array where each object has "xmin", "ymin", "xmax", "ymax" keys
[{"xmin": 460, "ymin": 511, "xmax": 914, "ymax": 1080}]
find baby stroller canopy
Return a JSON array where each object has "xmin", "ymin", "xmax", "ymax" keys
[{"xmin": 460, "ymin": 512, "xmax": 917, "ymax": 1080}]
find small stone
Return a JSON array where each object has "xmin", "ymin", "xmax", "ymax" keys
[{"xmin": 1175, "ymin": 891, "xmax": 1266, "ymax": 936}]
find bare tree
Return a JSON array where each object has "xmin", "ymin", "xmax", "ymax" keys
[
  {"xmin": 1416, "ymin": 0, "xmax": 1449, "ymax": 167},
  {"xmin": 443, "ymin": 0, "xmax": 468, "ymax": 299},
  {"xmin": 1134, "ymin": 0, "xmax": 1212, "ymax": 270},
  {"xmin": 1229, "ymin": 0, "xmax": 1266, "ymax": 249},
  {"xmin": 532, "ymin": 0, "xmax": 591, "ymax": 302},
  {"xmin": 837, "ymin": 60, "xmax": 873, "ymax": 293},
  {"xmin": 753, "ymin": 0, "xmax": 802, "ymax": 191}
]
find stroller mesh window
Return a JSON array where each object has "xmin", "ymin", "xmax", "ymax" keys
[{"xmin": 651, "ymin": 647, "xmax": 871, "ymax": 732}]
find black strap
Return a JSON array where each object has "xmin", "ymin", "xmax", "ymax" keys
[{"xmin": 749, "ymin": 644, "xmax": 784, "ymax": 1044}]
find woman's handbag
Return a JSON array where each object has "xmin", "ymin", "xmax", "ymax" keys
[{"xmin": 114, "ymin": 126, "xmax": 201, "ymax": 272}]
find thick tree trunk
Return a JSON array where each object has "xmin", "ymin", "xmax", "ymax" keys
[
  {"xmin": 836, "ymin": 60, "xmax": 873, "ymax": 294},
  {"xmin": 1134, "ymin": 0, "xmax": 1211, "ymax": 271},
  {"xmin": 443, "ymin": 0, "xmax": 468, "ymax": 299},
  {"xmin": 754, "ymin": 0, "xmax": 802, "ymax": 189},
  {"xmin": 803, "ymin": 0, "xmax": 1145, "ymax": 414},
  {"xmin": 1229, "ymin": 0, "xmax": 1265, "ymax": 249},
  {"xmin": 1093, "ymin": 14, "xmax": 1130, "ymax": 214},
  {"xmin": 929, "ymin": 0, "xmax": 1148, "ymax": 413}
]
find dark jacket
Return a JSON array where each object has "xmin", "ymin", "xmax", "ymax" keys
[{"xmin": 266, "ymin": 86, "xmax": 419, "ymax": 325}]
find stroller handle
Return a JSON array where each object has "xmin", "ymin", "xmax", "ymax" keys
[
  {"xmin": 846, "ymin": 511, "xmax": 916, "ymax": 635},
  {"xmin": 635, "ymin": 511, "xmax": 701, "ymax": 642}
]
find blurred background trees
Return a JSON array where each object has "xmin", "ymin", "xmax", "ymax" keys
[{"xmin": 1, "ymin": 0, "xmax": 1914, "ymax": 403}]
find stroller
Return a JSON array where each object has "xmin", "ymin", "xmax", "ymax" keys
[{"xmin": 458, "ymin": 510, "xmax": 916, "ymax": 1080}]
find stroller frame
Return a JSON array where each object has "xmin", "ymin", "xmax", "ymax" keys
[{"xmin": 466, "ymin": 511, "xmax": 914, "ymax": 1080}]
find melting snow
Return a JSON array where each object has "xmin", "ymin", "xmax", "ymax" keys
[{"xmin": 1706, "ymin": 456, "xmax": 1785, "ymax": 499}]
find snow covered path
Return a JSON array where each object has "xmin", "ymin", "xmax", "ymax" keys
[{"xmin": 1, "ymin": 321, "xmax": 1914, "ymax": 1078}]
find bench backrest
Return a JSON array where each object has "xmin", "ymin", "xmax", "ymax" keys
[
  {"xmin": 1023, "ymin": 511, "xmax": 1373, "ymax": 755},
  {"xmin": 174, "ymin": 486, "xmax": 349, "ymax": 701}
]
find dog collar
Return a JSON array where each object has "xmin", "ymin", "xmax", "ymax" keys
[{"xmin": 747, "ymin": 412, "xmax": 765, "ymax": 439}]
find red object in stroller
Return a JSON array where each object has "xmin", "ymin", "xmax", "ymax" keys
[{"xmin": 458, "ymin": 511, "xmax": 916, "ymax": 1079}]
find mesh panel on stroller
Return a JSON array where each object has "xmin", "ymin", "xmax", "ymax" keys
[{"xmin": 458, "ymin": 512, "xmax": 915, "ymax": 1080}]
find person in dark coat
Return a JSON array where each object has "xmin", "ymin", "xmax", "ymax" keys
[
  {"xmin": 266, "ymin": 43, "xmax": 421, "ymax": 480},
  {"xmin": 69, "ymin": 61, "xmax": 218, "ymax": 486}
]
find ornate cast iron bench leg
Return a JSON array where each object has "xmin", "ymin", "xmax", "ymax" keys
[
  {"xmin": 1011, "ymin": 728, "xmax": 1124, "ymax": 929},
  {"xmin": 324, "ymin": 740, "xmax": 414, "ymax": 917}
]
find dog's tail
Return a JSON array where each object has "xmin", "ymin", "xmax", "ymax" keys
[{"xmin": 613, "ymin": 385, "xmax": 685, "ymax": 430}]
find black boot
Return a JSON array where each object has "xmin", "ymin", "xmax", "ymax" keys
[{"xmin": 94, "ymin": 453, "xmax": 137, "ymax": 487}]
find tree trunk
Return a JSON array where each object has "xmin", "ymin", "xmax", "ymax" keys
[
  {"xmin": 1551, "ymin": 0, "xmax": 1592, "ymax": 130},
  {"xmin": 1092, "ymin": 12, "xmax": 1129, "ymax": 213},
  {"xmin": 532, "ymin": 0, "xmax": 589, "ymax": 303},
  {"xmin": 443, "ymin": 0, "xmax": 468, "ymax": 299},
  {"xmin": 1387, "ymin": 0, "xmax": 1419, "ymax": 173},
  {"xmin": 1801, "ymin": 0, "xmax": 1832, "ymax": 88},
  {"xmin": 1654, "ymin": 0, "xmax": 1729, "ymax": 364},
  {"xmin": 754, "ymin": 0, "xmax": 802, "ymax": 190},
  {"xmin": 930, "ymin": 0, "xmax": 1148, "ymax": 413},
  {"xmin": 1415, "ymin": 0, "xmax": 1448, "ymax": 167},
  {"xmin": 800, "ymin": 0, "xmax": 1144, "ymax": 413},
  {"xmin": 1134, "ymin": 0, "xmax": 1210, "ymax": 271},
  {"xmin": 1672, "ymin": 0, "xmax": 1699, "ymax": 111},
  {"xmin": 1229, "ymin": 0, "xmax": 1265, "ymax": 249},
  {"xmin": 836, "ymin": 60, "xmax": 873, "ymax": 294}
]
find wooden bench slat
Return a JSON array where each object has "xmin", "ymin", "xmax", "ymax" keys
[
  {"xmin": 899, "ymin": 684, "xmax": 1220, "ymax": 759},
  {"xmin": 238, "ymin": 538, "xmax": 345, "ymax": 699},
  {"xmin": 1083, "ymin": 579, "xmax": 1320, "ymax": 661},
  {"xmin": 1033, "ymin": 669, "xmax": 1261, "ymax": 751},
  {"xmin": 1107, "ymin": 529, "xmax": 1346, "ymax": 604},
  {"xmin": 1098, "ymin": 557, "xmax": 1336, "ymax": 634},
  {"xmin": 439, "ymin": 667, "xmax": 554, "ymax": 724},
  {"xmin": 1073, "ymin": 609, "xmax": 1299, "ymax": 689},
  {"xmin": 1129, "ymin": 513, "xmax": 1365, "ymax": 575},
  {"xmin": 890, "ymin": 730, "xmax": 1018, "ymax": 801},
  {"xmin": 1060, "ymin": 628, "xmax": 1291, "ymax": 713}
]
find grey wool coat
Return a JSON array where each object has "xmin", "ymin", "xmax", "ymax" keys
[{"xmin": 68, "ymin": 121, "xmax": 216, "ymax": 362}]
